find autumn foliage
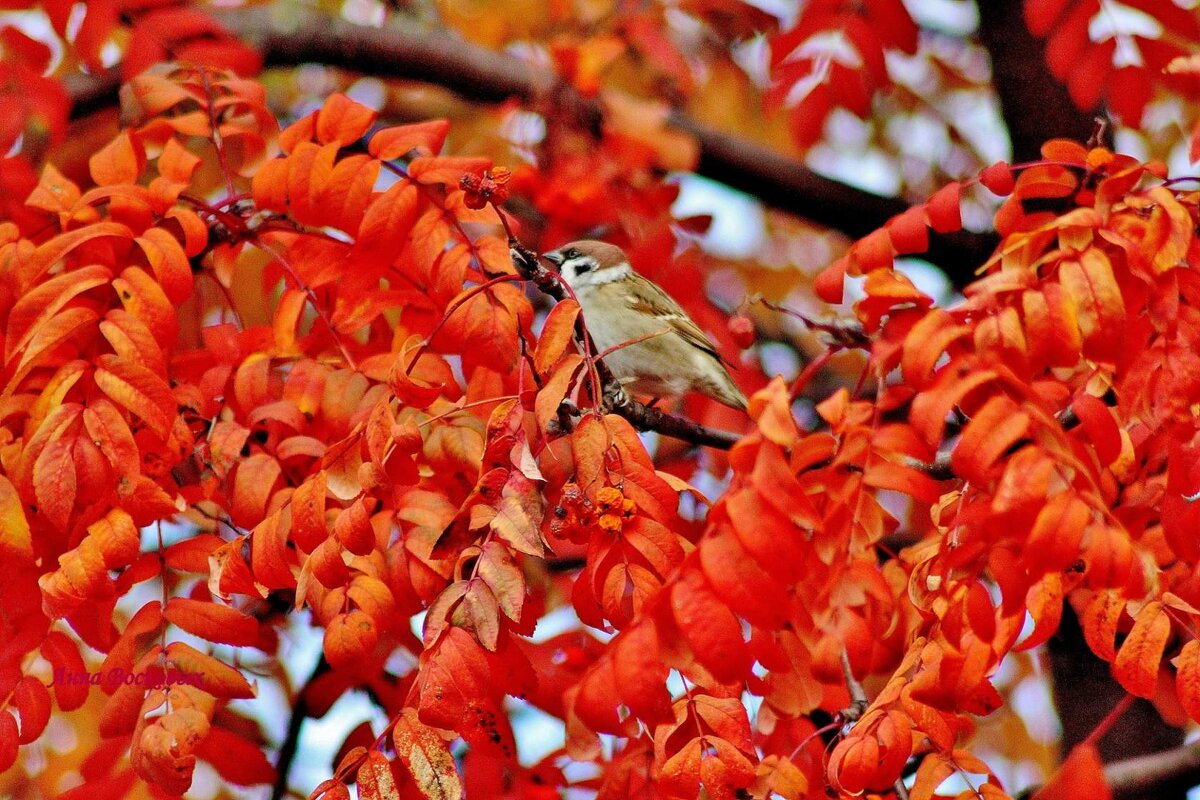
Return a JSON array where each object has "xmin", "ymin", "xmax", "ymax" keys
[{"xmin": 5, "ymin": 2, "xmax": 1200, "ymax": 800}]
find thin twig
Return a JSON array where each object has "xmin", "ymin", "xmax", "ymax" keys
[{"xmin": 840, "ymin": 648, "xmax": 869, "ymax": 722}]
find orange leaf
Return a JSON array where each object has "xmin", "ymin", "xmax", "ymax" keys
[
  {"xmin": 490, "ymin": 474, "xmax": 546, "ymax": 557},
  {"xmin": 354, "ymin": 179, "xmax": 420, "ymax": 263},
  {"xmin": 1058, "ymin": 249, "xmax": 1125, "ymax": 360},
  {"xmin": 434, "ymin": 282, "xmax": 529, "ymax": 373},
  {"xmin": 535, "ymin": 298, "xmax": 581, "ymax": 374},
  {"xmin": 535, "ymin": 354, "xmax": 584, "ymax": 433},
  {"xmin": 157, "ymin": 136, "xmax": 201, "ymax": 184},
  {"xmin": 230, "ymin": 453, "xmax": 283, "ymax": 529},
  {"xmin": 1017, "ymin": 574, "xmax": 1063, "ymax": 651},
  {"xmin": 291, "ymin": 472, "xmax": 329, "ymax": 553},
  {"xmin": 94, "ymin": 353, "xmax": 177, "ymax": 440},
  {"xmin": 369, "ymin": 119, "xmax": 450, "ymax": 159},
  {"xmin": 814, "ymin": 256, "xmax": 847, "ymax": 303},
  {"xmin": 319, "ymin": 154, "xmax": 381, "ymax": 236},
  {"xmin": 392, "ymin": 707, "xmax": 463, "ymax": 800},
  {"xmin": 357, "ymin": 751, "xmax": 401, "ymax": 800},
  {"xmin": 135, "ymin": 227, "xmax": 193, "ymax": 304},
  {"xmin": 612, "ymin": 623, "xmax": 673, "ymax": 726},
  {"xmin": 100, "ymin": 309, "xmax": 167, "ymax": 379},
  {"xmin": 1113, "ymin": 601, "xmax": 1170, "ymax": 698},
  {"xmin": 165, "ymin": 642, "xmax": 256, "ymax": 699},
  {"xmin": 315, "ymin": 93, "xmax": 378, "ymax": 146},
  {"xmin": 0, "ymin": 476, "xmax": 32, "ymax": 559},
  {"xmin": 334, "ymin": 499, "xmax": 376, "ymax": 556},
  {"xmin": 407, "ymin": 155, "xmax": 492, "ymax": 186},
  {"xmin": 4, "ymin": 263, "xmax": 109, "ymax": 363},
  {"xmin": 670, "ymin": 570, "xmax": 749, "ymax": 684},
  {"xmin": 1033, "ymin": 743, "xmax": 1111, "ymax": 800},
  {"xmin": 90, "ymin": 130, "xmax": 144, "ymax": 185},
  {"xmin": 849, "ymin": 227, "xmax": 893, "ymax": 273},
  {"xmin": 324, "ymin": 610, "xmax": 379, "ymax": 669},
  {"xmin": 113, "ymin": 265, "xmax": 179, "ymax": 349},
  {"xmin": 26, "ymin": 162, "xmax": 80, "ymax": 215},
  {"xmin": 29, "ymin": 222, "xmax": 132, "ymax": 285},
  {"xmin": 1025, "ymin": 493, "xmax": 1089, "ymax": 573},
  {"xmin": 164, "ymin": 597, "xmax": 259, "ymax": 647},
  {"xmin": 1081, "ymin": 591, "xmax": 1126, "ymax": 662},
  {"xmin": 1176, "ymin": 639, "xmax": 1200, "ymax": 724},
  {"xmin": 251, "ymin": 508, "xmax": 297, "ymax": 590},
  {"xmin": 950, "ymin": 395, "xmax": 1029, "ymax": 483}
]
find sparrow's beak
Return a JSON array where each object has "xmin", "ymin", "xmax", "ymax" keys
[{"xmin": 542, "ymin": 250, "xmax": 564, "ymax": 268}]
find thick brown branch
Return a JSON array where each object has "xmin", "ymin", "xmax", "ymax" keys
[
  {"xmin": 271, "ymin": 655, "xmax": 330, "ymax": 800},
  {"xmin": 1105, "ymin": 740, "xmax": 1200, "ymax": 798},
  {"xmin": 976, "ymin": 0, "xmax": 1101, "ymax": 162},
  {"xmin": 64, "ymin": 2, "xmax": 996, "ymax": 282}
]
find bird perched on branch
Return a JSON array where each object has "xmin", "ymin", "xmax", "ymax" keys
[{"xmin": 542, "ymin": 240, "xmax": 747, "ymax": 411}]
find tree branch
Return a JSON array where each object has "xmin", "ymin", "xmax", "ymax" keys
[
  {"xmin": 1105, "ymin": 740, "xmax": 1200, "ymax": 799},
  {"xmin": 975, "ymin": 0, "xmax": 1100, "ymax": 162},
  {"xmin": 63, "ymin": 2, "xmax": 997, "ymax": 283},
  {"xmin": 271, "ymin": 655, "xmax": 330, "ymax": 800}
]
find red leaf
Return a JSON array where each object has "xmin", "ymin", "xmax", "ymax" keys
[
  {"xmin": 0, "ymin": 712, "xmax": 17, "ymax": 773},
  {"xmin": 670, "ymin": 570, "xmax": 749, "ymax": 684},
  {"xmin": 195, "ymin": 726, "xmax": 276, "ymax": 786},
  {"xmin": 886, "ymin": 205, "xmax": 929, "ymax": 254},
  {"xmin": 979, "ymin": 161, "xmax": 1015, "ymax": 195},
  {"xmin": 12, "ymin": 676, "xmax": 50, "ymax": 743},
  {"xmin": 925, "ymin": 181, "xmax": 962, "ymax": 233},
  {"xmin": 42, "ymin": 631, "xmax": 88, "ymax": 711},
  {"xmin": 849, "ymin": 227, "xmax": 893, "ymax": 272},
  {"xmin": 814, "ymin": 256, "xmax": 847, "ymax": 303},
  {"xmin": 1072, "ymin": 394, "xmax": 1121, "ymax": 466}
]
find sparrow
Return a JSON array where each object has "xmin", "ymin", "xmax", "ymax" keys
[{"xmin": 542, "ymin": 240, "xmax": 747, "ymax": 411}]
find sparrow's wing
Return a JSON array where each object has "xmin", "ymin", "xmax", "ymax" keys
[{"xmin": 622, "ymin": 274, "xmax": 736, "ymax": 369}]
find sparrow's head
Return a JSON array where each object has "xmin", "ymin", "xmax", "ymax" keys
[{"xmin": 542, "ymin": 240, "xmax": 631, "ymax": 289}]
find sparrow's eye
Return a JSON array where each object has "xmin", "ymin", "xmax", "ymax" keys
[{"xmin": 565, "ymin": 248, "xmax": 580, "ymax": 259}]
